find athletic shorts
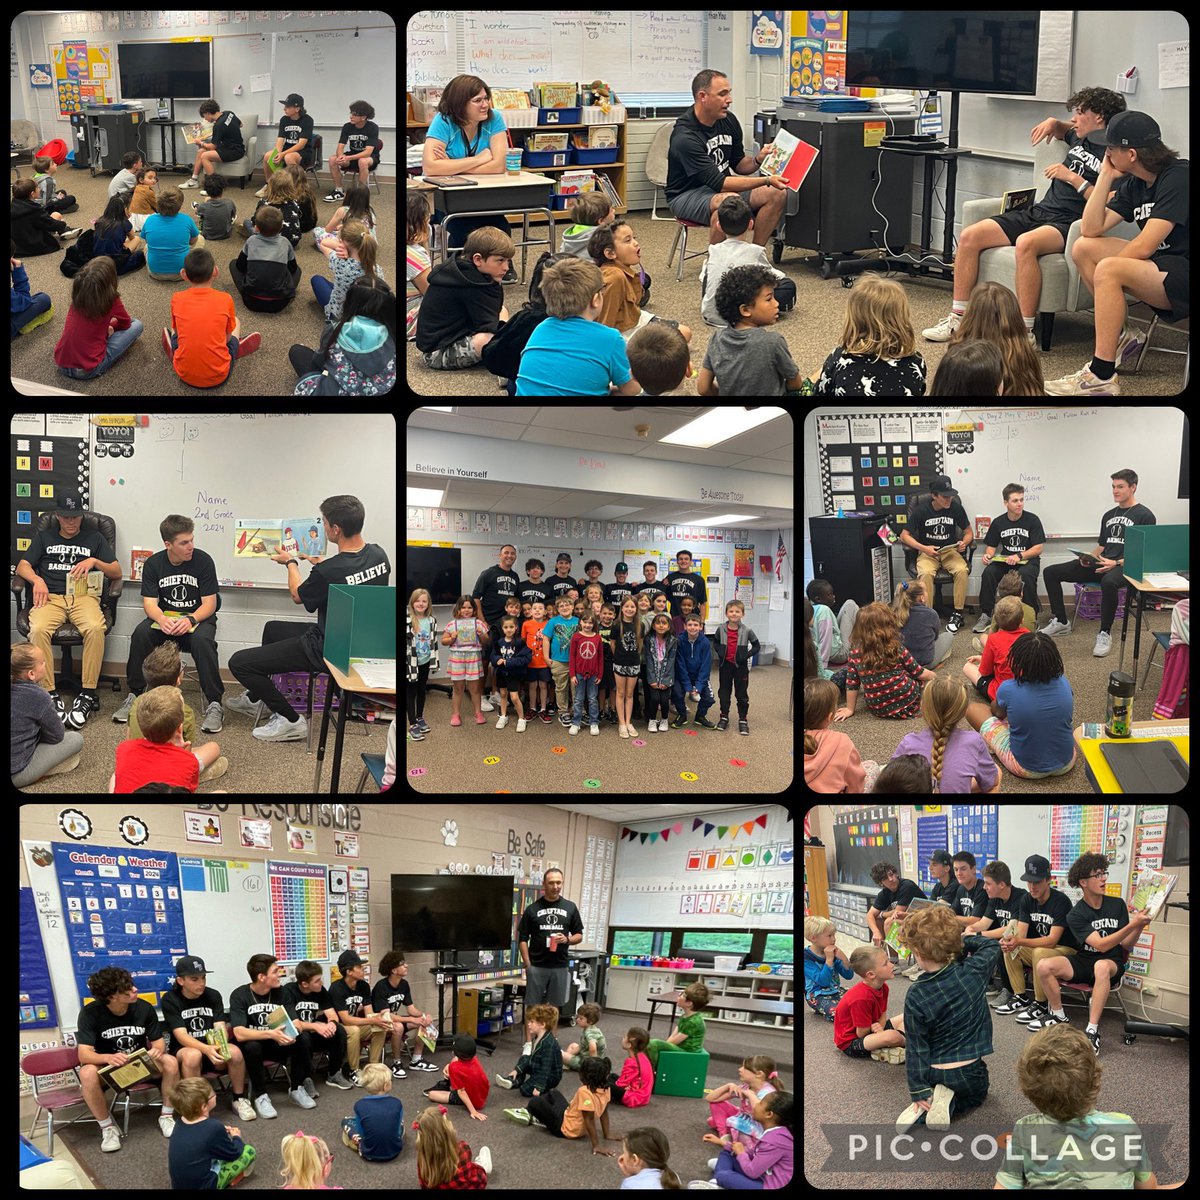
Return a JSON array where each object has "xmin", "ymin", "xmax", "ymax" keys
[
  {"xmin": 1148, "ymin": 253, "xmax": 1189, "ymax": 322},
  {"xmin": 840, "ymin": 1017, "xmax": 899, "ymax": 1058},
  {"xmin": 668, "ymin": 186, "xmax": 720, "ymax": 225},
  {"xmin": 1065, "ymin": 954, "xmax": 1125, "ymax": 987},
  {"xmin": 988, "ymin": 204, "xmax": 1073, "ymax": 246}
]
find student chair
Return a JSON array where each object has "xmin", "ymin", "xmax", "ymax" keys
[
  {"xmin": 11, "ymin": 510, "xmax": 124, "ymax": 695},
  {"xmin": 356, "ymin": 750, "xmax": 388, "ymax": 791},
  {"xmin": 654, "ymin": 1047, "xmax": 709, "ymax": 1098},
  {"xmin": 1057, "ymin": 946, "xmax": 1133, "ymax": 1040},
  {"xmin": 1137, "ymin": 629, "xmax": 1173, "ymax": 693},
  {"xmin": 301, "ymin": 133, "xmax": 325, "ymax": 194},
  {"xmin": 21, "ymin": 1045, "xmax": 104, "ymax": 1155}
]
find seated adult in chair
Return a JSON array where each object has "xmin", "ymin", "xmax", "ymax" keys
[
  {"xmin": 113, "ymin": 514, "xmax": 223, "ymax": 732},
  {"xmin": 974, "ymin": 484, "xmax": 1045, "ymax": 632},
  {"xmin": 325, "ymin": 100, "xmax": 381, "ymax": 203},
  {"xmin": 664, "ymin": 69, "xmax": 787, "ymax": 249},
  {"xmin": 14, "ymin": 493, "xmax": 122, "ymax": 730},
  {"xmin": 924, "ymin": 87, "xmax": 1126, "ymax": 344},
  {"xmin": 1046, "ymin": 110, "xmax": 1189, "ymax": 396},
  {"xmin": 900, "ymin": 476, "xmax": 973, "ymax": 634}
]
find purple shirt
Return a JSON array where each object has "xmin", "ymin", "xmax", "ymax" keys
[{"xmin": 892, "ymin": 727, "xmax": 998, "ymax": 794}]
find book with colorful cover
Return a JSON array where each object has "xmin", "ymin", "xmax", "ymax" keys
[
  {"xmin": 1130, "ymin": 868, "xmax": 1177, "ymax": 921},
  {"xmin": 758, "ymin": 127, "xmax": 819, "ymax": 192}
]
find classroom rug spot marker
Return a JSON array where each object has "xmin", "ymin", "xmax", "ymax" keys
[
  {"xmin": 494, "ymin": 789, "xmax": 512, "ymax": 793},
  {"xmin": 684, "ymin": 729, "xmax": 699, "ymax": 736},
  {"xmin": 483, "ymin": 756, "xmax": 500, "ymax": 765},
  {"xmin": 583, "ymin": 779, "xmax": 601, "ymax": 788},
  {"xmin": 729, "ymin": 758, "xmax": 748, "ymax": 768},
  {"xmin": 408, "ymin": 767, "xmax": 427, "ymax": 777},
  {"xmin": 680, "ymin": 771, "xmax": 699, "ymax": 781},
  {"xmin": 551, "ymin": 745, "xmax": 567, "ymax": 754},
  {"xmin": 631, "ymin": 739, "xmax": 646, "ymax": 746}
]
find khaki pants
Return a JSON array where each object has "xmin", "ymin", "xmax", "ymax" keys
[
  {"xmin": 1004, "ymin": 944, "xmax": 1076, "ymax": 1002},
  {"xmin": 343, "ymin": 1022, "xmax": 386, "ymax": 1071},
  {"xmin": 26, "ymin": 593, "xmax": 106, "ymax": 692},
  {"xmin": 914, "ymin": 548, "xmax": 970, "ymax": 610}
]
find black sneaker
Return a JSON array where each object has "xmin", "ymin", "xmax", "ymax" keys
[
  {"xmin": 738, "ymin": 719, "xmax": 749, "ymax": 735},
  {"xmin": 946, "ymin": 610, "xmax": 965, "ymax": 633},
  {"xmin": 717, "ymin": 715, "xmax": 729, "ymax": 731},
  {"xmin": 1085, "ymin": 1029, "xmax": 1101, "ymax": 1056},
  {"xmin": 49, "ymin": 691, "xmax": 67, "ymax": 722},
  {"xmin": 1014, "ymin": 1000, "xmax": 1046, "ymax": 1024},
  {"xmin": 323, "ymin": 188, "xmax": 345, "ymax": 202},
  {"xmin": 408, "ymin": 723, "xmax": 426, "ymax": 741},
  {"xmin": 695, "ymin": 714, "xmax": 716, "ymax": 728},
  {"xmin": 670, "ymin": 713, "xmax": 688, "ymax": 729},
  {"xmin": 66, "ymin": 691, "xmax": 100, "ymax": 730},
  {"xmin": 995, "ymin": 994, "xmax": 1033, "ymax": 1016}
]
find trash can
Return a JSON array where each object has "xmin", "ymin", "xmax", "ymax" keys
[{"xmin": 753, "ymin": 643, "xmax": 776, "ymax": 666}]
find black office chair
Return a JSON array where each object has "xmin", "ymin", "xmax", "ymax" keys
[
  {"xmin": 902, "ymin": 493, "xmax": 976, "ymax": 618},
  {"xmin": 12, "ymin": 510, "xmax": 124, "ymax": 694}
]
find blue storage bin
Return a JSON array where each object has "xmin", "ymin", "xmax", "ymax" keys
[
  {"xmin": 538, "ymin": 106, "xmax": 580, "ymax": 124},
  {"xmin": 524, "ymin": 147, "xmax": 571, "ymax": 168},
  {"xmin": 571, "ymin": 146, "xmax": 619, "ymax": 165}
]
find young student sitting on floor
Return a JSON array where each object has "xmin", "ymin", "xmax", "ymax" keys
[
  {"xmin": 803, "ymin": 677, "xmax": 876, "ymax": 793},
  {"xmin": 831, "ymin": 945, "xmax": 906, "ymax": 1062},
  {"xmin": 804, "ymin": 915, "xmax": 855, "ymax": 1020},
  {"xmin": 834, "ymin": 602, "xmax": 937, "ymax": 722}
]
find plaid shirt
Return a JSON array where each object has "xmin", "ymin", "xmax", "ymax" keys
[{"xmin": 903, "ymin": 935, "xmax": 1000, "ymax": 1102}]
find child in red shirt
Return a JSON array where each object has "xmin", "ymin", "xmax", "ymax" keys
[
  {"xmin": 964, "ymin": 595, "xmax": 1029, "ymax": 703},
  {"xmin": 110, "ymin": 684, "xmax": 200, "ymax": 792},
  {"xmin": 421, "ymin": 1033, "xmax": 489, "ymax": 1117},
  {"xmin": 833, "ymin": 946, "xmax": 907, "ymax": 1059}
]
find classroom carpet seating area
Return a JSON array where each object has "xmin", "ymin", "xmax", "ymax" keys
[
  {"xmin": 406, "ymin": 661, "xmax": 795, "ymax": 793},
  {"xmin": 45, "ymin": 1010, "xmax": 792, "ymax": 1189},
  {"xmin": 12, "ymin": 168, "xmax": 395, "ymax": 396},
  {"xmin": 405, "ymin": 214, "xmax": 1189, "ymax": 397},
  {"xmin": 803, "ymin": 943, "xmax": 1190, "ymax": 1188},
  {"xmin": 831, "ymin": 607, "xmax": 1176, "ymax": 793}
]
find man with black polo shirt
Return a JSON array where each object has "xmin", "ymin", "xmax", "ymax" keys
[
  {"xmin": 227, "ymin": 495, "xmax": 390, "ymax": 743},
  {"xmin": 994, "ymin": 855, "xmax": 1081, "ymax": 1027},
  {"xmin": 229, "ymin": 954, "xmax": 315, "ymax": 1118},
  {"xmin": 330, "ymin": 950, "xmax": 391, "ymax": 1077},
  {"xmin": 1032, "ymin": 852, "xmax": 1149, "ymax": 1054},
  {"xmin": 161, "ymin": 955, "xmax": 255, "ymax": 1122},
  {"xmin": 665, "ymin": 549, "xmax": 708, "ymax": 618},
  {"xmin": 281, "ymin": 960, "xmax": 352, "ymax": 1089},
  {"xmin": 947, "ymin": 853, "xmax": 988, "ymax": 926},
  {"xmin": 866, "ymin": 862, "xmax": 927, "ymax": 948}
]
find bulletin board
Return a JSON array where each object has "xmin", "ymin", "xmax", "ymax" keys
[{"xmin": 50, "ymin": 41, "xmax": 115, "ymax": 116}]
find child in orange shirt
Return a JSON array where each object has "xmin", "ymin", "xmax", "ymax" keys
[{"xmin": 521, "ymin": 600, "xmax": 552, "ymax": 721}]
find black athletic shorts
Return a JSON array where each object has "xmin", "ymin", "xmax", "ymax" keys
[
  {"xmin": 1066, "ymin": 954, "xmax": 1125, "ymax": 987},
  {"xmin": 1147, "ymin": 253, "xmax": 1189, "ymax": 322},
  {"xmin": 988, "ymin": 203, "xmax": 1073, "ymax": 246}
]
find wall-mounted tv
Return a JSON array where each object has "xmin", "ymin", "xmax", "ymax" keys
[
  {"xmin": 392, "ymin": 874, "xmax": 514, "ymax": 951},
  {"xmin": 117, "ymin": 41, "xmax": 213, "ymax": 99},
  {"xmin": 406, "ymin": 546, "xmax": 462, "ymax": 606}
]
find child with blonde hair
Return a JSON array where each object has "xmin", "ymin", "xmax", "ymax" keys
[
  {"xmin": 832, "ymin": 945, "xmax": 906, "ymax": 1061},
  {"xmin": 963, "ymin": 594, "xmax": 1028, "ymax": 704},
  {"xmin": 803, "ymin": 914, "xmax": 855, "ymax": 1020},
  {"xmin": 811, "ymin": 277, "xmax": 927, "ymax": 396},
  {"xmin": 414, "ymin": 1104, "xmax": 490, "ymax": 1187},
  {"xmin": 318, "ymin": 219, "xmax": 384, "ymax": 324},
  {"xmin": 406, "ymin": 587, "xmax": 437, "ymax": 741},
  {"xmin": 168, "ymin": 1075, "xmax": 256, "ymax": 1189},
  {"xmin": 340, "ymin": 1062, "xmax": 404, "ymax": 1162},
  {"xmin": 952, "ymin": 281, "xmax": 1044, "ymax": 397},
  {"xmin": 892, "ymin": 575, "xmax": 952, "ymax": 669},
  {"xmin": 834, "ymin": 602, "xmax": 936, "ymax": 722},
  {"xmin": 974, "ymin": 569, "xmax": 1037, "ymax": 654},
  {"xmin": 278, "ymin": 1128, "xmax": 340, "ymax": 1189},
  {"xmin": 891, "ymin": 675, "xmax": 1002, "ymax": 794}
]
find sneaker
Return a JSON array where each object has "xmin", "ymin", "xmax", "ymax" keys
[
  {"xmin": 302, "ymin": 1076, "xmax": 320, "ymax": 1099},
  {"xmin": 112, "ymin": 691, "xmax": 136, "ymax": 722},
  {"xmin": 590, "ymin": 724, "xmax": 599, "ymax": 735},
  {"xmin": 1115, "ymin": 325, "xmax": 1146, "ymax": 369},
  {"xmin": 671, "ymin": 713, "xmax": 688, "ymax": 729},
  {"xmin": 390, "ymin": 1062, "xmax": 408, "ymax": 1079},
  {"xmin": 870, "ymin": 1045, "xmax": 906, "ymax": 1064},
  {"xmin": 569, "ymin": 724, "xmax": 580, "ymax": 735},
  {"xmin": 409, "ymin": 1057, "xmax": 439, "ymax": 1072},
  {"xmin": 717, "ymin": 715, "xmax": 729, "ymax": 731},
  {"xmin": 922, "ymin": 312, "xmax": 962, "ymax": 342},
  {"xmin": 540, "ymin": 710, "xmax": 552, "ymax": 724},
  {"xmin": 496, "ymin": 714, "xmax": 508, "ymax": 730},
  {"xmin": 100, "ymin": 1124, "xmax": 122, "ymax": 1151},
  {"xmin": 494, "ymin": 1073, "xmax": 515, "ymax": 1089},
  {"xmin": 517, "ymin": 718, "xmax": 528, "ymax": 732},
  {"xmin": 181, "ymin": 176, "xmax": 201, "ymax": 188},
  {"xmin": 1026, "ymin": 1008, "xmax": 1069, "ymax": 1031},
  {"xmin": 695, "ymin": 714, "xmax": 716, "ymax": 728},
  {"xmin": 1039, "ymin": 617, "xmax": 1071, "ymax": 637},
  {"xmin": 251, "ymin": 712, "xmax": 308, "ymax": 741},
  {"xmin": 289, "ymin": 1084, "xmax": 317, "ymax": 1109},
  {"xmin": 235, "ymin": 331, "xmax": 262, "ymax": 357},
  {"xmin": 408, "ymin": 722, "xmax": 426, "ymax": 741},
  {"xmin": 1093, "ymin": 631, "xmax": 1113, "ymax": 657},
  {"xmin": 896, "ymin": 1101, "xmax": 926, "ymax": 1131},
  {"xmin": 945, "ymin": 610, "xmax": 965, "ymax": 634},
  {"xmin": 972, "ymin": 611, "xmax": 992, "ymax": 634},
  {"xmin": 233, "ymin": 1096, "xmax": 257, "ymax": 1120},
  {"xmin": 254, "ymin": 1093, "xmax": 278, "ymax": 1119},
  {"xmin": 200, "ymin": 700, "xmax": 224, "ymax": 732},
  {"xmin": 225, "ymin": 690, "xmax": 265, "ymax": 717},
  {"xmin": 450, "ymin": 713, "xmax": 462, "ymax": 726},
  {"xmin": 926, "ymin": 1083, "xmax": 955, "ymax": 1130},
  {"xmin": 1013, "ymin": 999, "xmax": 1045, "ymax": 1023},
  {"xmin": 1044, "ymin": 363, "xmax": 1121, "ymax": 396},
  {"xmin": 324, "ymin": 1070, "xmax": 354, "ymax": 1090},
  {"xmin": 324, "ymin": 188, "xmax": 345, "ymax": 203},
  {"xmin": 619, "ymin": 724, "xmax": 630, "ymax": 739},
  {"xmin": 1086, "ymin": 1029, "xmax": 1101, "ymax": 1056},
  {"xmin": 199, "ymin": 755, "xmax": 229, "ymax": 784},
  {"xmin": 503, "ymin": 1106, "xmax": 533, "ymax": 1125},
  {"xmin": 626, "ymin": 723, "xmax": 638, "ymax": 737},
  {"xmin": 474, "ymin": 711, "xmax": 486, "ymax": 724},
  {"xmin": 65, "ymin": 691, "xmax": 99, "ymax": 730},
  {"xmin": 739, "ymin": 719, "xmax": 749, "ymax": 735}
]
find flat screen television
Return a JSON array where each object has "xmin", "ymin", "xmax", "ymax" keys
[
  {"xmin": 392, "ymin": 874, "xmax": 514, "ymax": 951},
  {"xmin": 118, "ymin": 41, "xmax": 212, "ymax": 99},
  {"xmin": 406, "ymin": 545, "xmax": 462, "ymax": 606},
  {"xmin": 845, "ymin": 11, "xmax": 1040, "ymax": 95}
]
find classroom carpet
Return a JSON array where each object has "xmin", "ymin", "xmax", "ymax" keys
[
  {"xmin": 14, "ymin": 670, "xmax": 390, "ymax": 794},
  {"xmin": 35, "ymin": 1009, "xmax": 793, "ymax": 1189},
  {"xmin": 825, "ymin": 603, "xmax": 1178, "ymax": 793},
  {"xmin": 405, "ymin": 213, "xmax": 1189, "ymax": 397},
  {"xmin": 803, "ymin": 943, "xmax": 1190, "ymax": 1188},
  {"xmin": 11, "ymin": 165, "xmax": 395, "ymax": 397},
  {"xmin": 406, "ymin": 661, "xmax": 795, "ymax": 794}
]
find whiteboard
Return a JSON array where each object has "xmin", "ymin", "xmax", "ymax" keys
[
  {"xmin": 610, "ymin": 804, "xmax": 793, "ymax": 929},
  {"xmin": 950, "ymin": 407, "xmax": 1187, "ymax": 538},
  {"xmin": 89, "ymin": 413, "xmax": 397, "ymax": 589},
  {"xmin": 271, "ymin": 27, "xmax": 396, "ymax": 128}
]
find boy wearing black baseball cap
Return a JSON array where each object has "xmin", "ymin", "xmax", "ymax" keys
[
  {"xmin": 899, "ymin": 476, "xmax": 974, "ymax": 633},
  {"xmin": 1046, "ymin": 110, "xmax": 1189, "ymax": 396}
]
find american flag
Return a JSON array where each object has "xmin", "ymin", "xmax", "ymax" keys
[{"xmin": 775, "ymin": 533, "xmax": 787, "ymax": 581}]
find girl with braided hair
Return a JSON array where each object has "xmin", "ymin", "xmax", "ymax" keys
[
  {"xmin": 891, "ymin": 675, "xmax": 1001, "ymax": 794},
  {"xmin": 964, "ymin": 631, "xmax": 1077, "ymax": 780}
]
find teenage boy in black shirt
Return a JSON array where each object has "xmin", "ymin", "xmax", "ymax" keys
[
  {"xmin": 372, "ymin": 951, "xmax": 437, "ymax": 1080},
  {"xmin": 974, "ymin": 485, "xmax": 1047, "ymax": 630},
  {"xmin": 665, "ymin": 548, "xmax": 708, "ymax": 618},
  {"xmin": 281, "ymin": 960, "xmax": 352, "ymax": 1089},
  {"xmin": 947, "ymin": 852, "xmax": 989, "ymax": 925},
  {"xmin": 325, "ymin": 99, "xmax": 381, "ymax": 202},
  {"xmin": 631, "ymin": 559, "xmax": 669, "ymax": 608},
  {"xmin": 227, "ymin": 494, "xmax": 390, "ymax": 742},
  {"xmin": 604, "ymin": 562, "xmax": 634, "ymax": 609},
  {"xmin": 115, "ymin": 514, "xmax": 223, "ymax": 731},
  {"xmin": 866, "ymin": 862, "xmax": 927, "ymax": 947},
  {"xmin": 901, "ymin": 477, "xmax": 973, "ymax": 633},
  {"xmin": 1039, "ymin": 469, "xmax": 1155, "ymax": 657},
  {"xmin": 1034, "ymin": 852, "xmax": 1149, "ymax": 1054},
  {"xmin": 545, "ymin": 553, "xmax": 579, "ymax": 605},
  {"xmin": 330, "ymin": 950, "xmax": 391, "ymax": 1078}
]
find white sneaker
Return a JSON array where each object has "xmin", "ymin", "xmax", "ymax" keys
[
  {"xmin": 480, "ymin": 695, "xmax": 495, "ymax": 712},
  {"xmin": 158, "ymin": 1112, "xmax": 176, "ymax": 1137},
  {"xmin": 646, "ymin": 720, "xmax": 656, "ymax": 732},
  {"xmin": 495, "ymin": 714, "xmax": 508, "ymax": 729},
  {"xmin": 1040, "ymin": 617, "xmax": 1071, "ymax": 637},
  {"xmin": 180, "ymin": 176, "xmax": 201, "ymax": 188},
  {"xmin": 626, "ymin": 724, "xmax": 638, "ymax": 737},
  {"xmin": 254, "ymin": 1093, "xmax": 278, "ymax": 1119},
  {"xmin": 476, "ymin": 1145, "xmax": 493, "ymax": 1175},
  {"xmin": 590, "ymin": 724, "xmax": 599, "ymax": 735},
  {"xmin": 922, "ymin": 312, "xmax": 961, "ymax": 342},
  {"xmin": 619, "ymin": 724, "xmax": 630, "ymax": 739},
  {"xmin": 251, "ymin": 712, "xmax": 308, "ymax": 741},
  {"xmin": 569, "ymin": 724, "xmax": 580, "ymax": 735},
  {"xmin": 516, "ymin": 718, "xmax": 527, "ymax": 732},
  {"xmin": 289, "ymin": 1084, "xmax": 316, "ymax": 1109},
  {"xmin": 1093, "ymin": 631, "xmax": 1113, "ymax": 657},
  {"xmin": 100, "ymin": 1124, "xmax": 122, "ymax": 1151}
]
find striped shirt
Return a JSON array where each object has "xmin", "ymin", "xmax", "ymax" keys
[{"xmin": 844, "ymin": 644, "xmax": 925, "ymax": 718}]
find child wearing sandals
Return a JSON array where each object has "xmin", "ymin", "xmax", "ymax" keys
[
  {"xmin": 962, "ymin": 631, "xmax": 1077, "ymax": 780},
  {"xmin": 442, "ymin": 595, "xmax": 490, "ymax": 726}
]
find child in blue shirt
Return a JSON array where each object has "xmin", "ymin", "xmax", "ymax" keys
[
  {"xmin": 341, "ymin": 1062, "xmax": 404, "ymax": 1163},
  {"xmin": 541, "ymin": 595, "xmax": 580, "ymax": 727},
  {"xmin": 168, "ymin": 1077, "xmax": 256, "ymax": 1190},
  {"xmin": 804, "ymin": 915, "xmax": 855, "ymax": 1020}
]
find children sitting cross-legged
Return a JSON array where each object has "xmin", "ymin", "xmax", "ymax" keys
[
  {"xmin": 894, "ymin": 576, "xmax": 953, "ymax": 670},
  {"xmin": 414, "ymin": 1104, "xmax": 492, "ymax": 1187},
  {"xmin": 700, "ymin": 195, "xmax": 795, "ymax": 327},
  {"xmin": 167, "ymin": 1076, "xmax": 257, "ymax": 1189},
  {"xmin": 625, "ymin": 321, "xmax": 691, "ymax": 396},
  {"xmin": 11, "ymin": 644, "xmax": 84, "ymax": 788},
  {"xmin": 590, "ymin": 219, "xmax": 691, "ymax": 345},
  {"xmin": 832, "ymin": 945, "xmax": 906, "ymax": 1063},
  {"xmin": 974, "ymin": 569, "xmax": 1037, "ymax": 651},
  {"xmin": 110, "ymin": 682, "xmax": 218, "ymax": 793},
  {"xmin": 607, "ymin": 1026, "xmax": 653, "ymax": 1108},
  {"xmin": 963, "ymin": 594, "xmax": 1028, "ymax": 704},
  {"xmin": 808, "ymin": 276, "xmax": 927, "ymax": 397},
  {"xmin": 229, "ymin": 204, "xmax": 301, "ymax": 313},
  {"xmin": 279, "ymin": 1129, "xmax": 339, "ymax": 1190},
  {"xmin": 493, "ymin": 1005, "xmax": 563, "ymax": 1098},
  {"xmin": 340, "ymin": 1062, "xmax": 404, "ymax": 1162},
  {"xmin": 141, "ymin": 182, "xmax": 203, "ymax": 281},
  {"xmin": 890, "ymin": 675, "xmax": 1002, "ymax": 795},
  {"xmin": 701, "ymin": 1090, "xmax": 793, "ymax": 1190},
  {"xmin": 561, "ymin": 1003, "xmax": 607, "ymax": 1070},
  {"xmin": 291, "ymin": 276, "xmax": 397, "ymax": 396},
  {"xmin": 834, "ymin": 602, "xmax": 937, "ymax": 722},
  {"xmin": 803, "ymin": 677, "xmax": 874, "ymax": 793},
  {"xmin": 804, "ymin": 915, "xmax": 855, "ymax": 1020},
  {"xmin": 166, "ymin": 246, "xmax": 261, "ymax": 388},
  {"xmin": 962, "ymin": 630, "xmax": 1078, "ymax": 780},
  {"xmin": 951, "ymin": 281, "xmax": 1045, "ymax": 397},
  {"xmin": 507, "ymin": 1054, "xmax": 621, "ymax": 1153},
  {"xmin": 704, "ymin": 1054, "xmax": 781, "ymax": 1144},
  {"xmin": 895, "ymin": 905, "xmax": 1000, "ymax": 1130},
  {"xmin": 697, "ymin": 264, "xmax": 802, "ymax": 397},
  {"xmin": 53, "ymin": 256, "xmax": 143, "ymax": 380}
]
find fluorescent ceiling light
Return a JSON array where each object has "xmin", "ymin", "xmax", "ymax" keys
[
  {"xmin": 660, "ymin": 407, "xmax": 785, "ymax": 448},
  {"xmin": 408, "ymin": 486, "xmax": 445, "ymax": 506}
]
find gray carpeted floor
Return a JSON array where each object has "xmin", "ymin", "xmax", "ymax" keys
[
  {"xmin": 406, "ymin": 661, "xmax": 795, "ymax": 794},
  {"xmin": 825, "ymin": 603, "xmax": 1177, "ymax": 793},
  {"xmin": 27, "ymin": 1008, "xmax": 793, "ymax": 1188},
  {"xmin": 12, "ymin": 164, "xmax": 395, "ymax": 397},
  {"xmin": 804, "ymin": 939, "xmax": 1190, "ymax": 1188}
]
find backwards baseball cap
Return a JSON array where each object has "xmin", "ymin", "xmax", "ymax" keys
[
  {"xmin": 337, "ymin": 950, "xmax": 365, "ymax": 973},
  {"xmin": 928, "ymin": 475, "xmax": 959, "ymax": 498},
  {"xmin": 1105, "ymin": 110, "xmax": 1161, "ymax": 149},
  {"xmin": 1020, "ymin": 854, "xmax": 1052, "ymax": 883}
]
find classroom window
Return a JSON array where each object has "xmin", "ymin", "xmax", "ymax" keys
[
  {"xmin": 613, "ymin": 929, "xmax": 657, "ymax": 955},
  {"xmin": 762, "ymin": 933, "xmax": 794, "ymax": 965}
]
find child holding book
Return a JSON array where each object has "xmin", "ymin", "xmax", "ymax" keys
[{"xmin": 442, "ymin": 595, "xmax": 491, "ymax": 726}]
